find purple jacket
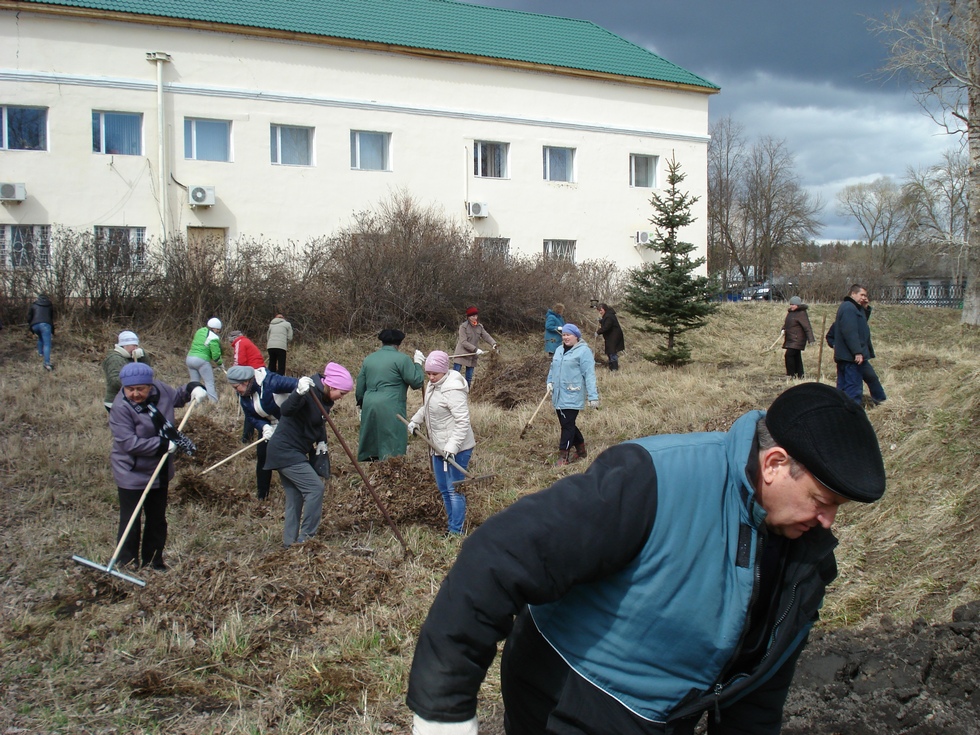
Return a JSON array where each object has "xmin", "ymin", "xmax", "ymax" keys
[{"xmin": 109, "ymin": 382, "xmax": 190, "ymax": 490}]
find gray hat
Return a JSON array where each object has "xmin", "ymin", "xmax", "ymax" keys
[
  {"xmin": 789, "ymin": 296, "xmax": 803, "ymax": 306},
  {"xmin": 765, "ymin": 382, "xmax": 885, "ymax": 503},
  {"xmin": 226, "ymin": 365, "xmax": 255, "ymax": 384}
]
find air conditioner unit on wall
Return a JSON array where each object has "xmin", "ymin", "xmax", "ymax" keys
[
  {"xmin": 467, "ymin": 201, "xmax": 490, "ymax": 218},
  {"xmin": 635, "ymin": 231, "xmax": 655, "ymax": 245},
  {"xmin": 0, "ymin": 182, "xmax": 27, "ymax": 202},
  {"xmin": 189, "ymin": 185, "xmax": 216, "ymax": 207}
]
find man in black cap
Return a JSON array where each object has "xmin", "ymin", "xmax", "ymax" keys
[{"xmin": 407, "ymin": 382, "xmax": 886, "ymax": 735}]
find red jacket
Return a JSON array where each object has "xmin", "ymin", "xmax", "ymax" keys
[{"xmin": 232, "ymin": 336, "xmax": 266, "ymax": 370}]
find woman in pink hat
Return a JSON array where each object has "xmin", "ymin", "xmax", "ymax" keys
[
  {"xmin": 407, "ymin": 351, "xmax": 475, "ymax": 535},
  {"xmin": 265, "ymin": 362, "xmax": 354, "ymax": 547}
]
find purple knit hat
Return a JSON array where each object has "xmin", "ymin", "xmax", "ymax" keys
[
  {"xmin": 119, "ymin": 362, "xmax": 155, "ymax": 386},
  {"xmin": 424, "ymin": 350, "xmax": 451, "ymax": 373},
  {"xmin": 321, "ymin": 362, "xmax": 354, "ymax": 392}
]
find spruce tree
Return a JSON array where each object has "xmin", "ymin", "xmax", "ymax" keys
[{"xmin": 624, "ymin": 155, "xmax": 717, "ymax": 366}]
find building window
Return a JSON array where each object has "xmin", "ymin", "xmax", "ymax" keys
[
  {"xmin": 94, "ymin": 226, "xmax": 146, "ymax": 271},
  {"xmin": 474, "ymin": 141, "xmax": 508, "ymax": 178},
  {"xmin": 350, "ymin": 130, "xmax": 390, "ymax": 171},
  {"xmin": 475, "ymin": 237, "xmax": 510, "ymax": 259},
  {"xmin": 543, "ymin": 146, "xmax": 575, "ymax": 182},
  {"xmin": 1, "ymin": 106, "xmax": 48, "ymax": 151},
  {"xmin": 630, "ymin": 154, "xmax": 658, "ymax": 188},
  {"xmin": 92, "ymin": 111, "xmax": 142, "ymax": 155},
  {"xmin": 184, "ymin": 118, "xmax": 231, "ymax": 162},
  {"xmin": 543, "ymin": 239, "xmax": 576, "ymax": 262},
  {"xmin": 271, "ymin": 124, "xmax": 313, "ymax": 166},
  {"xmin": 0, "ymin": 225, "xmax": 51, "ymax": 268}
]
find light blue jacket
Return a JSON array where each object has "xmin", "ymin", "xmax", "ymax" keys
[{"xmin": 547, "ymin": 341, "xmax": 598, "ymax": 409}]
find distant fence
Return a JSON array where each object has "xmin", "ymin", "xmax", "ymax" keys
[{"xmin": 871, "ymin": 284, "xmax": 964, "ymax": 308}]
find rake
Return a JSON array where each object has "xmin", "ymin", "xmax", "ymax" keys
[
  {"xmin": 397, "ymin": 414, "xmax": 496, "ymax": 491},
  {"xmin": 72, "ymin": 399, "xmax": 199, "ymax": 587},
  {"xmin": 199, "ymin": 436, "xmax": 266, "ymax": 475},
  {"xmin": 519, "ymin": 385, "xmax": 552, "ymax": 440}
]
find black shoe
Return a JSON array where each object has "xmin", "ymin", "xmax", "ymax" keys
[{"xmin": 151, "ymin": 561, "xmax": 168, "ymax": 571}]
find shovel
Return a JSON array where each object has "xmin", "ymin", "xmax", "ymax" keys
[
  {"xmin": 72, "ymin": 399, "xmax": 200, "ymax": 587},
  {"xmin": 307, "ymin": 390, "xmax": 413, "ymax": 558},
  {"xmin": 519, "ymin": 385, "xmax": 552, "ymax": 440},
  {"xmin": 397, "ymin": 414, "xmax": 495, "ymax": 491},
  {"xmin": 199, "ymin": 436, "xmax": 266, "ymax": 475}
]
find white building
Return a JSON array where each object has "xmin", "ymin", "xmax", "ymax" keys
[{"xmin": 0, "ymin": 0, "xmax": 717, "ymax": 270}]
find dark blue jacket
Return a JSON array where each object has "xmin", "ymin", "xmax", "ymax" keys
[
  {"xmin": 833, "ymin": 297, "xmax": 875, "ymax": 363},
  {"xmin": 239, "ymin": 369, "xmax": 299, "ymax": 439}
]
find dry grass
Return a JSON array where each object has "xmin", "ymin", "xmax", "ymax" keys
[{"xmin": 2, "ymin": 303, "xmax": 980, "ymax": 733}]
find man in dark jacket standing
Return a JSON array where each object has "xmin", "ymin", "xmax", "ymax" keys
[
  {"xmin": 595, "ymin": 303, "xmax": 625, "ymax": 371},
  {"xmin": 833, "ymin": 284, "xmax": 885, "ymax": 405},
  {"xmin": 27, "ymin": 293, "xmax": 55, "ymax": 371},
  {"xmin": 406, "ymin": 383, "xmax": 886, "ymax": 735}
]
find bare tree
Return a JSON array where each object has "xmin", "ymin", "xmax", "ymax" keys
[
  {"xmin": 875, "ymin": 0, "xmax": 980, "ymax": 323},
  {"xmin": 708, "ymin": 117, "xmax": 750, "ymax": 286},
  {"xmin": 836, "ymin": 177, "xmax": 915, "ymax": 271},
  {"xmin": 903, "ymin": 147, "xmax": 969, "ymax": 281}
]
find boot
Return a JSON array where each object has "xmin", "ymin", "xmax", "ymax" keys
[
  {"xmin": 555, "ymin": 449, "xmax": 571, "ymax": 467},
  {"xmin": 573, "ymin": 442, "xmax": 587, "ymax": 461}
]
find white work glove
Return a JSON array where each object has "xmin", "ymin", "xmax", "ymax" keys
[
  {"xmin": 588, "ymin": 399, "xmax": 600, "ymax": 409},
  {"xmin": 476, "ymin": 349, "xmax": 486, "ymax": 355},
  {"xmin": 413, "ymin": 349, "xmax": 425, "ymax": 365},
  {"xmin": 191, "ymin": 386, "xmax": 208, "ymax": 404},
  {"xmin": 167, "ymin": 441, "xmax": 178, "ymax": 455},
  {"xmin": 315, "ymin": 441, "xmax": 328, "ymax": 455},
  {"xmin": 297, "ymin": 376, "xmax": 315, "ymax": 395},
  {"xmin": 492, "ymin": 344, "xmax": 499, "ymax": 352},
  {"xmin": 407, "ymin": 421, "xmax": 419, "ymax": 435},
  {"xmin": 262, "ymin": 424, "xmax": 275, "ymax": 441},
  {"xmin": 546, "ymin": 383, "xmax": 553, "ymax": 393},
  {"xmin": 412, "ymin": 714, "xmax": 478, "ymax": 735},
  {"xmin": 131, "ymin": 347, "xmax": 145, "ymax": 360}
]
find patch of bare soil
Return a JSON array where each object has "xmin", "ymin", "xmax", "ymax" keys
[
  {"xmin": 784, "ymin": 602, "xmax": 980, "ymax": 734},
  {"xmin": 470, "ymin": 353, "xmax": 550, "ymax": 409}
]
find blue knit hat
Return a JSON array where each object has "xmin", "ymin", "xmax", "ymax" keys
[
  {"xmin": 562, "ymin": 323, "xmax": 582, "ymax": 339},
  {"xmin": 119, "ymin": 362, "xmax": 155, "ymax": 386}
]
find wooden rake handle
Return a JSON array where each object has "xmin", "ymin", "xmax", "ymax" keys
[
  {"xmin": 520, "ymin": 386, "xmax": 552, "ymax": 439},
  {"xmin": 199, "ymin": 436, "xmax": 267, "ymax": 475},
  {"xmin": 307, "ymin": 390, "xmax": 412, "ymax": 558},
  {"xmin": 397, "ymin": 414, "xmax": 473, "ymax": 478}
]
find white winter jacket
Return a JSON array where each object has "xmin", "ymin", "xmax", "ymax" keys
[{"xmin": 409, "ymin": 370, "xmax": 475, "ymax": 456}]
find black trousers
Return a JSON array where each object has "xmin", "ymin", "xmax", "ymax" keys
[
  {"xmin": 255, "ymin": 439, "xmax": 273, "ymax": 499},
  {"xmin": 268, "ymin": 348, "xmax": 287, "ymax": 375},
  {"xmin": 556, "ymin": 409, "xmax": 583, "ymax": 450},
  {"xmin": 784, "ymin": 348, "xmax": 804, "ymax": 378},
  {"xmin": 117, "ymin": 462, "xmax": 169, "ymax": 567}
]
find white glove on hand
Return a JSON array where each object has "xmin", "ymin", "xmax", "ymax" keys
[
  {"xmin": 588, "ymin": 399, "xmax": 600, "ymax": 409},
  {"xmin": 546, "ymin": 383, "xmax": 553, "ymax": 393},
  {"xmin": 191, "ymin": 386, "xmax": 208, "ymax": 404},
  {"xmin": 131, "ymin": 347, "xmax": 145, "ymax": 360},
  {"xmin": 297, "ymin": 376, "xmax": 315, "ymax": 395},
  {"xmin": 315, "ymin": 441, "xmax": 328, "ymax": 455},
  {"xmin": 412, "ymin": 714, "xmax": 478, "ymax": 735},
  {"xmin": 167, "ymin": 441, "xmax": 178, "ymax": 455},
  {"xmin": 407, "ymin": 421, "xmax": 419, "ymax": 435},
  {"xmin": 492, "ymin": 344, "xmax": 499, "ymax": 352},
  {"xmin": 262, "ymin": 424, "xmax": 275, "ymax": 441},
  {"xmin": 413, "ymin": 349, "xmax": 425, "ymax": 365},
  {"xmin": 476, "ymin": 349, "xmax": 486, "ymax": 355}
]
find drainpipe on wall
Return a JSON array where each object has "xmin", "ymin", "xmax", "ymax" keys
[{"xmin": 146, "ymin": 52, "xmax": 172, "ymax": 240}]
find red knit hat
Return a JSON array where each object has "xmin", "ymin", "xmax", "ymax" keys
[{"xmin": 466, "ymin": 306, "xmax": 479, "ymax": 317}]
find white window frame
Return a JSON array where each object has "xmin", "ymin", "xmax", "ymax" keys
[
  {"xmin": 543, "ymin": 239, "xmax": 576, "ymax": 263},
  {"xmin": 630, "ymin": 154, "xmax": 658, "ymax": 188},
  {"xmin": 1, "ymin": 105, "xmax": 48, "ymax": 151},
  {"xmin": 474, "ymin": 141, "xmax": 509, "ymax": 178},
  {"xmin": 92, "ymin": 111, "xmax": 143, "ymax": 156},
  {"xmin": 0, "ymin": 225, "xmax": 51, "ymax": 269},
  {"xmin": 184, "ymin": 117, "xmax": 232, "ymax": 162},
  {"xmin": 271, "ymin": 123, "xmax": 314, "ymax": 166},
  {"xmin": 475, "ymin": 236, "xmax": 511, "ymax": 259},
  {"xmin": 94, "ymin": 226, "xmax": 147, "ymax": 271},
  {"xmin": 350, "ymin": 130, "xmax": 391, "ymax": 171},
  {"xmin": 543, "ymin": 146, "xmax": 575, "ymax": 183}
]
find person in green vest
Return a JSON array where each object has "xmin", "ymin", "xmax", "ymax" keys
[
  {"xmin": 102, "ymin": 330, "xmax": 152, "ymax": 412},
  {"xmin": 356, "ymin": 329, "xmax": 424, "ymax": 462},
  {"xmin": 185, "ymin": 317, "xmax": 225, "ymax": 403}
]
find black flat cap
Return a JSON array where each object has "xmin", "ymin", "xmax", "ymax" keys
[
  {"xmin": 378, "ymin": 328, "xmax": 405, "ymax": 345},
  {"xmin": 765, "ymin": 382, "xmax": 886, "ymax": 503}
]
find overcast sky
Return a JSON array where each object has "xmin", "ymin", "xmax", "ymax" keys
[{"xmin": 460, "ymin": 0, "xmax": 960, "ymax": 241}]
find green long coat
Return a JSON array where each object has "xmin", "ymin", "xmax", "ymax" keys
[{"xmin": 355, "ymin": 346, "xmax": 423, "ymax": 461}]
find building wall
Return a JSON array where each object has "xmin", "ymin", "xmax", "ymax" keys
[{"xmin": 0, "ymin": 10, "xmax": 711, "ymax": 268}]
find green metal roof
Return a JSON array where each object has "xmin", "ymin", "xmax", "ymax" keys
[{"xmin": 13, "ymin": 0, "xmax": 719, "ymax": 91}]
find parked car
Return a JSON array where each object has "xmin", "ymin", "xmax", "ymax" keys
[{"xmin": 742, "ymin": 283, "xmax": 785, "ymax": 302}]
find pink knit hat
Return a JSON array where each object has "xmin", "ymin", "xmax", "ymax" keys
[
  {"xmin": 424, "ymin": 350, "xmax": 451, "ymax": 373},
  {"xmin": 321, "ymin": 362, "xmax": 354, "ymax": 392}
]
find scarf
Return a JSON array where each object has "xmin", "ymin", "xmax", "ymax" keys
[{"xmin": 127, "ymin": 395, "xmax": 197, "ymax": 456}]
